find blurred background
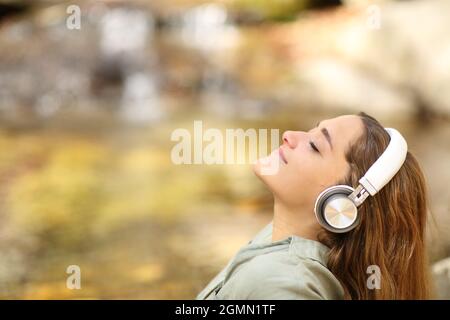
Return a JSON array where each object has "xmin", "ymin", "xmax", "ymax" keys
[{"xmin": 0, "ymin": 0, "xmax": 449, "ymax": 299}]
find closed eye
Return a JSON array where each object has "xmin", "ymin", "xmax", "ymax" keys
[{"xmin": 309, "ymin": 141, "xmax": 320, "ymax": 154}]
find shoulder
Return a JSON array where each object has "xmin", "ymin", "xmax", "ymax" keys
[
  {"xmin": 225, "ymin": 245, "xmax": 343, "ymax": 300},
  {"xmin": 226, "ymin": 249, "xmax": 344, "ymax": 300}
]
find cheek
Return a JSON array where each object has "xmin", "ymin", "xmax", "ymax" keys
[
  {"xmin": 329, "ymin": 159, "xmax": 350, "ymax": 185},
  {"xmin": 290, "ymin": 158, "xmax": 320, "ymax": 186},
  {"xmin": 290, "ymin": 148, "xmax": 319, "ymax": 175},
  {"xmin": 272, "ymin": 160, "xmax": 323, "ymax": 206},
  {"xmin": 288, "ymin": 151, "xmax": 340, "ymax": 191}
]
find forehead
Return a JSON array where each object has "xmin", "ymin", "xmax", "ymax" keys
[{"xmin": 320, "ymin": 115, "xmax": 364, "ymax": 155}]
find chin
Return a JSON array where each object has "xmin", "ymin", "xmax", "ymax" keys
[{"xmin": 253, "ymin": 154, "xmax": 280, "ymax": 188}]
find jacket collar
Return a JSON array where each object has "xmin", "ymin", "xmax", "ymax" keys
[
  {"xmin": 289, "ymin": 235, "xmax": 330, "ymax": 267},
  {"xmin": 254, "ymin": 222, "xmax": 330, "ymax": 266}
]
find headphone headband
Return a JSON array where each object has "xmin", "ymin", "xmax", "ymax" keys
[
  {"xmin": 349, "ymin": 127, "xmax": 408, "ymax": 206},
  {"xmin": 360, "ymin": 128, "xmax": 408, "ymax": 195},
  {"xmin": 359, "ymin": 128, "xmax": 408, "ymax": 196}
]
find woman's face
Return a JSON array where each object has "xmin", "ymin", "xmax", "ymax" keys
[{"xmin": 254, "ymin": 115, "xmax": 364, "ymax": 208}]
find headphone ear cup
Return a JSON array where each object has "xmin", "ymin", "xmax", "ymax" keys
[{"xmin": 314, "ymin": 185, "xmax": 359, "ymax": 233}]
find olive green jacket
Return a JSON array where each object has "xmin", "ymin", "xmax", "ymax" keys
[{"xmin": 196, "ymin": 222, "xmax": 345, "ymax": 300}]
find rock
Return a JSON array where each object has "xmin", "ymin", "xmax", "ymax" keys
[
  {"xmin": 292, "ymin": 58, "xmax": 415, "ymax": 121},
  {"xmin": 432, "ymin": 257, "xmax": 450, "ymax": 299},
  {"xmin": 337, "ymin": 0, "xmax": 450, "ymax": 117}
]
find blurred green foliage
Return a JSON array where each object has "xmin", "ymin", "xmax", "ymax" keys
[{"xmin": 233, "ymin": 0, "xmax": 312, "ymax": 20}]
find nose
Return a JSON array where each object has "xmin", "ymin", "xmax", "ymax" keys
[{"xmin": 282, "ymin": 130, "xmax": 306, "ymax": 149}]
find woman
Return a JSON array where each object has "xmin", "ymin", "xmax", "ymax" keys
[{"xmin": 196, "ymin": 112, "xmax": 431, "ymax": 300}]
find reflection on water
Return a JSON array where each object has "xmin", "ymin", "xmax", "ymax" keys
[
  {"xmin": 99, "ymin": 7, "xmax": 152, "ymax": 56},
  {"xmin": 121, "ymin": 72, "xmax": 162, "ymax": 123},
  {"xmin": 179, "ymin": 3, "xmax": 240, "ymax": 53},
  {"xmin": 98, "ymin": 6, "xmax": 163, "ymax": 124}
]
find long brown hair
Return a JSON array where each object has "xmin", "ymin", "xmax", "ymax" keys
[{"xmin": 319, "ymin": 112, "xmax": 432, "ymax": 299}]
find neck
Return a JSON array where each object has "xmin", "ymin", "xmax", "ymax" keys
[{"xmin": 272, "ymin": 199, "xmax": 320, "ymax": 243}]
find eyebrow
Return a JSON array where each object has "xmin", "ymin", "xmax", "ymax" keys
[{"xmin": 316, "ymin": 121, "xmax": 333, "ymax": 150}]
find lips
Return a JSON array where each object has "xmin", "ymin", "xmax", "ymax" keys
[{"xmin": 279, "ymin": 147, "xmax": 288, "ymax": 164}]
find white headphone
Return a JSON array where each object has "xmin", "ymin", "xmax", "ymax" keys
[{"xmin": 314, "ymin": 128, "xmax": 408, "ymax": 233}]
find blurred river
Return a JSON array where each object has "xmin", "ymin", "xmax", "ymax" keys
[{"xmin": 0, "ymin": 0, "xmax": 449, "ymax": 299}]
